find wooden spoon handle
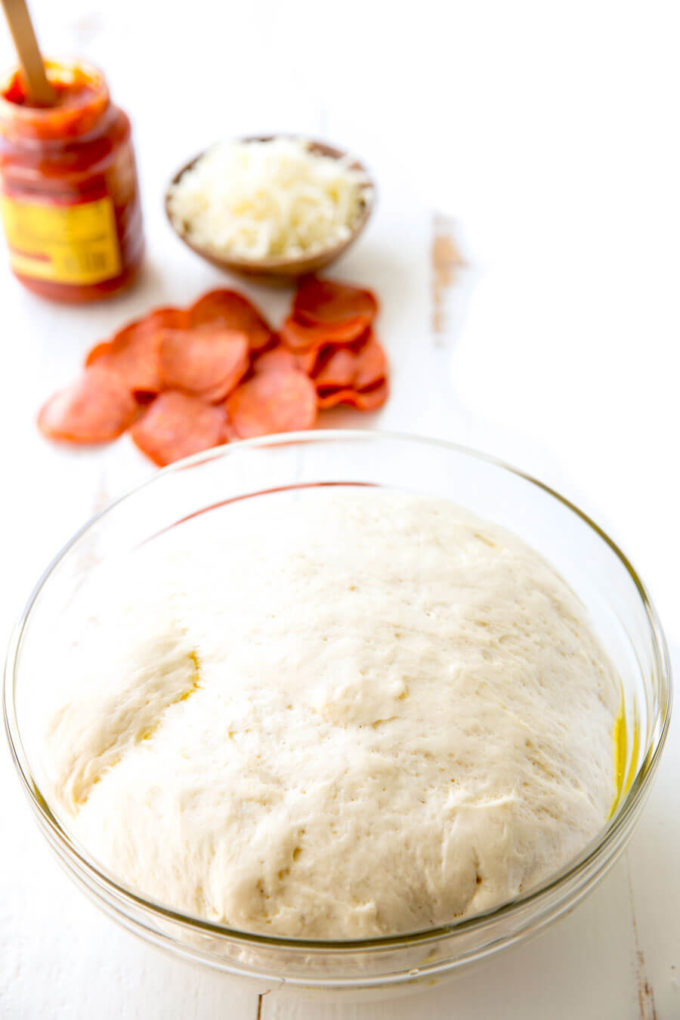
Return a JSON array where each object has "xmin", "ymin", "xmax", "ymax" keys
[{"xmin": 1, "ymin": 0, "xmax": 56, "ymax": 105}]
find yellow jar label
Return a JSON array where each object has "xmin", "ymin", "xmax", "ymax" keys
[{"xmin": 0, "ymin": 194, "xmax": 121, "ymax": 285}]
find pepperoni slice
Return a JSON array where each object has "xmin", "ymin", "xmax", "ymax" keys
[
  {"xmin": 309, "ymin": 332, "xmax": 387, "ymax": 391},
  {"xmin": 253, "ymin": 343, "xmax": 320, "ymax": 377},
  {"xmin": 293, "ymin": 277, "xmax": 378, "ymax": 329},
  {"xmin": 352, "ymin": 380, "xmax": 389, "ymax": 410},
  {"xmin": 317, "ymin": 388, "xmax": 356, "ymax": 410},
  {"xmin": 189, "ymin": 290, "xmax": 274, "ymax": 352},
  {"xmin": 130, "ymin": 391, "xmax": 229, "ymax": 467},
  {"xmin": 226, "ymin": 371, "xmax": 318, "ymax": 438},
  {"xmin": 294, "ymin": 346, "xmax": 321, "ymax": 376},
  {"xmin": 85, "ymin": 308, "xmax": 188, "ymax": 396},
  {"xmin": 223, "ymin": 416, "xmax": 240, "ymax": 442},
  {"xmin": 354, "ymin": 333, "xmax": 387, "ymax": 391},
  {"xmin": 280, "ymin": 314, "xmax": 367, "ymax": 351},
  {"xmin": 86, "ymin": 323, "xmax": 159, "ymax": 395},
  {"xmin": 253, "ymin": 345, "xmax": 301, "ymax": 375},
  {"xmin": 317, "ymin": 380, "xmax": 389, "ymax": 411},
  {"xmin": 159, "ymin": 326, "xmax": 249, "ymax": 403},
  {"xmin": 313, "ymin": 348, "xmax": 358, "ymax": 388},
  {"xmin": 38, "ymin": 368, "xmax": 139, "ymax": 443},
  {"xmin": 144, "ymin": 307, "xmax": 190, "ymax": 334}
]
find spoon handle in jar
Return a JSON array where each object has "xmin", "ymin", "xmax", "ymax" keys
[{"xmin": 0, "ymin": 0, "xmax": 56, "ymax": 105}]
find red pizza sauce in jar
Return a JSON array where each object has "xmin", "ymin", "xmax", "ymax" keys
[{"xmin": 0, "ymin": 60, "xmax": 143, "ymax": 302}]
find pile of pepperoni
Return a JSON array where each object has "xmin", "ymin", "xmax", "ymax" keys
[{"xmin": 38, "ymin": 277, "xmax": 388, "ymax": 467}]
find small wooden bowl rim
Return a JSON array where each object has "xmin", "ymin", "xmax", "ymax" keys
[{"xmin": 164, "ymin": 136, "xmax": 375, "ymax": 275}]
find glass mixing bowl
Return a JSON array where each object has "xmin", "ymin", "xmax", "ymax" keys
[{"xmin": 3, "ymin": 432, "xmax": 671, "ymax": 993}]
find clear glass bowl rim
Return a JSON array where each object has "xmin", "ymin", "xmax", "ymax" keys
[{"xmin": 2, "ymin": 429, "xmax": 672, "ymax": 954}]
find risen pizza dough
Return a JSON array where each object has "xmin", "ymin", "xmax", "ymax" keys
[{"xmin": 45, "ymin": 488, "xmax": 619, "ymax": 938}]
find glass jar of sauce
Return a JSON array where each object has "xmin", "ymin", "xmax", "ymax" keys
[{"xmin": 0, "ymin": 59, "xmax": 143, "ymax": 302}]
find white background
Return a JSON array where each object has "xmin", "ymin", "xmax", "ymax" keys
[{"xmin": 0, "ymin": 1, "xmax": 678, "ymax": 1017}]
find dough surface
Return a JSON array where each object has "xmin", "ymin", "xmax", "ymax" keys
[{"xmin": 45, "ymin": 488, "xmax": 620, "ymax": 938}]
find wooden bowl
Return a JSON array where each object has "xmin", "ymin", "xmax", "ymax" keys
[{"xmin": 165, "ymin": 138, "xmax": 375, "ymax": 285}]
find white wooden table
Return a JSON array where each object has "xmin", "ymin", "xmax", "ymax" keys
[{"xmin": 1, "ymin": 2, "xmax": 678, "ymax": 1017}]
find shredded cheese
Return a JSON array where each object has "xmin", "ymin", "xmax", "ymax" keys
[{"xmin": 168, "ymin": 137, "xmax": 372, "ymax": 261}]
